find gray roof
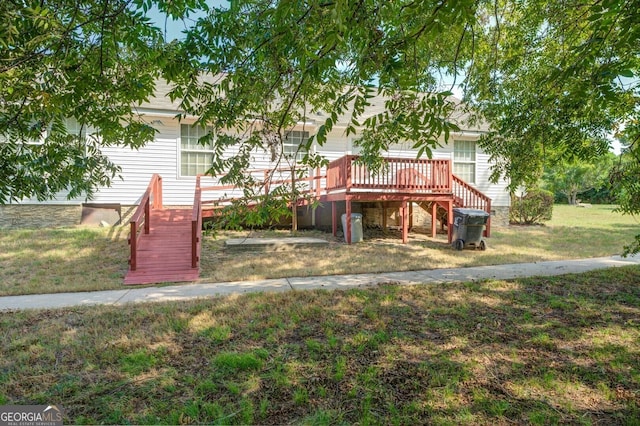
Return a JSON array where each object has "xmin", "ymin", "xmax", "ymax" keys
[{"xmin": 137, "ymin": 78, "xmax": 489, "ymax": 133}]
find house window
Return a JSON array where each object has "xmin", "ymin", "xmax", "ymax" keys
[
  {"xmin": 180, "ymin": 124, "xmax": 215, "ymax": 177},
  {"xmin": 65, "ymin": 118, "xmax": 86, "ymax": 138},
  {"xmin": 283, "ymin": 130, "xmax": 309, "ymax": 161},
  {"xmin": 453, "ymin": 140, "xmax": 476, "ymax": 184},
  {"xmin": 0, "ymin": 127, "xmax": 47, "ymax": 145},
  {"xmin": 1, "ymin": 118, "xmax": 87, "ymax": 144}
]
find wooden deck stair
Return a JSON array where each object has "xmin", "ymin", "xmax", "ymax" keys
[
  {"xmin": 124, "ymin": 209, "xmax": 199, "ymax": 285},
  {"xmin": 124, "ymin": 175, "xmax": 202, "ymax": 285}
]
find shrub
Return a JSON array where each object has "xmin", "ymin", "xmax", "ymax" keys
[{"xmin": 510, "ymin": 189, "xmax": 554, "ymax": 225}]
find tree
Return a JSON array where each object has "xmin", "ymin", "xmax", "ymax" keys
[
  {"xmin": 464, "ymin": 0, "xmax": 640, "ymax": 251},
  {"xmin": 610, "ymin": 124, "xmax": 640, "ymax": 253},
  {"xmin": 0, "ymin": 0, "xmax": 205, "ymax": 203},
  {"xmin": 465, "ymin": 0, "xmax": 624, "ymax": 189},
  {"xmin": 542, "ymin": 154, "xmax": 615, "ymax": 205},
  {"xmin": 163, "ymin": 0, "xmax": 477, "ymax": 229}
]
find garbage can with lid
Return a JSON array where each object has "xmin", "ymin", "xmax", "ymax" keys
[
  {"xmin": 341, "ymin": 213, "xmax": 363, "ymax": 243},
  {"xmin": 452, "ymin": 208, "xmax": 490, "ymax": 251}
]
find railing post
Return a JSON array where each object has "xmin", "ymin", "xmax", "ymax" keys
[
  {"xmin": 129, "ymin": 222, "xmax": 137, "ymax": 271},
  {"xmin": 315, "ymin": 167, "xmax": 321, "ymax": 198},
  {"xmin": 192, "ymin": 220, "xmax": 198, "ymax": 268},
  {"xmin": 144, "ymin": 199, "xmax": 150, "ymax": 234},
  {"xmin": 192, "ymin": 176, "xmax": 202, "ymax": 269},
  {"xmin": 156, "ymin": 175, "xmax": 163, "ymax": 209}
]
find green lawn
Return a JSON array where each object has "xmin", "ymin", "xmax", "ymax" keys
[
  {"xmin": 1, "ymin": 267, "xmax": 638, "ymax": 424},
  {"xmin": 0, "ymin": 204, "xmax": 638, "ymax": 296}
]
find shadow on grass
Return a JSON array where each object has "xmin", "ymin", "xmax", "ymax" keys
[{"xmin": 1, "ymin": 266, "xmax": 638, "ymax": 424}]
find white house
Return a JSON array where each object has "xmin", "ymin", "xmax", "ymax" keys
[{"xmin": 0, "ymin": 80, "xmax": 510, "ymax": 231}]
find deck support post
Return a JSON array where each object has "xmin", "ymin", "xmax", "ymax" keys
[
  {"xmin": 431, "ymin": 202, "xmax": 438, "ymax": 238},
  {"xmin": 382, "ymin": 203, "xmax": 387, "ymax": 231},
  {"xmin": 346, "ymin": 199, "xmax": 352, "ymax": 244},
  {"xmin": 332, "ymin": 202, "xmax": 337, "ymax": 236},
  {"xmin": 401, "ymin": 200, "xmax": 408, "ymax": 244}
]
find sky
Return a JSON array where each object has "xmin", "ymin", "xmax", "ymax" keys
[{"xmin": 145, "ymin": 1, "xmax": 228, "ymax": 41}]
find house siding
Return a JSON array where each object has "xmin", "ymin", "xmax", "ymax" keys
[{"xmin": 11, "ymin": 116, "xmax": 510, "ymax": 209}]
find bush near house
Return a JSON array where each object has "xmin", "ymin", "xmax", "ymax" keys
[{"xmin": 510, "ymin": 189, "xmax": 554, "ymax": 225}]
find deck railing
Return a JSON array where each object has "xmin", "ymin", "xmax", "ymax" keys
[
  {"xmin": 199, "ymin": 167, "xmax": 325, "ymax": 209},
  {"xmin": 452, "ymin": 174, "xmax": 492, "ymax": 237},
  {"xmin": 326, "ymin": 155, "xmax": 452, "ymax": 193},
  {"xmin": 129, "ymin": 174, "xmax": 162, "ymax": 271}
]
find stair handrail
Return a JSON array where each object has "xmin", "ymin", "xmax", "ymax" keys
[
  {"xmin": 452, "ymin": 174, "xmax": 492, "ymax": 237},
  {"xmin": 129, "ymin": 174, "xmax": 163, "ymax": 271}
]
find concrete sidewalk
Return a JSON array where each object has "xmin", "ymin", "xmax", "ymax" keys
[{"xmin": 1, "ymin": 255, "xmax": 638, "ymax": 311}]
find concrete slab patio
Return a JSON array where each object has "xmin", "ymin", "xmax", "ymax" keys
[{"xmin": 0, "ymin": 255, "xmax": 638, "ymax": 311}]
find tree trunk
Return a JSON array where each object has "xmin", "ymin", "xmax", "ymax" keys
[{"xmin": 568, "ymin": 192, "xmax": 578, "ymax": 205}]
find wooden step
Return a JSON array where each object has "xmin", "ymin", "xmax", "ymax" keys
[{"xmin": 125, "ymin": 208, "xmax": 200, "ymax": 285}]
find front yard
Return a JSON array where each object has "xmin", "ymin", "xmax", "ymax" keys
[
  {"xmin": 0, "ymin": 204, "xmax": 638, "ymax": 296},
  {"xmin": 0, "ymin": 206, "xmax": 640, "ymax": 295},
  {"xmin": 1, "ymin": 204, "xmax": 639, "ymax": 424},
  {"xmin": 1, "ymin": 267, "xmax": 638, "ymax": 424}
]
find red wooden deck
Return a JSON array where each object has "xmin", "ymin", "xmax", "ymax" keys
[
  {"xmin": 124, "ymin": 208, "xmax": 199, "ymax": 285},
  {"xmin": 125, "ymin": 157, "xmax": 490, "ymax": 285}
]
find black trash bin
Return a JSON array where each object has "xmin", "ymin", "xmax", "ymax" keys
[{"xmin": 452, "ymin": 208, "xmax": 490, "ymax": 251}]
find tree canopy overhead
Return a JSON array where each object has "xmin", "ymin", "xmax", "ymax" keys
[
  {"xmin": 165, "ymin": 0, "xmax": 475, "ymax": 181},
  {"xmin": 467, "ymin": 0, "xmax": 639, "ymax": 188},
  {"xmin": 0, "ymin": 0, "xmax": 205, "ymax": 202}
]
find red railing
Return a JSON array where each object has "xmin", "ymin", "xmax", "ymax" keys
[
  {"xmin": 192, "ymin": 176, "xmax": 203, "ymax": 268},
  {"xmin": 452, "ymin": 174, "xmax": 492, "ymax": 237},
  {"xmin": 326, "ymin": 155, "xmax": 452, "ymax": 193},
  {"xmin": 128, "ymin": 174, "xmax": 162, "ymax": 271},
  {"xmin": 199, "ymin": 167, "xmax": 325, "ymax": 208}
]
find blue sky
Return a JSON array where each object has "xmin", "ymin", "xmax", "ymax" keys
[{"xmin": 145, "ymin": 1, "xmax": 229, "ymax": 41}]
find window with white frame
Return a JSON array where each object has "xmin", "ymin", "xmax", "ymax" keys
[
  {"xmin": 180, "ymin": 124, "xmax": 215, "ymax": 177},
  {"xmin": 283, "ymin": 130, "xmax": 309, "ymax": 161},
  {"xmin": 0, "ymin": 127, "xmax": 47, "ymax": 145},
  {"xmin": 65, "ymin": 118, "xmax": 88, "ymax": 141},
  {"xmin": 453, "ymin": 140, "xmax": 476, "ymax": 184}
]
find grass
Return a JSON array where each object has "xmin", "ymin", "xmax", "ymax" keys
[
  {"xmin": 0, "ymin": 204, "xmax": 638, "ymax": 296},
  {"xmin": 1, "ymin": 266, "xmax": 639, "ymax": 424}
]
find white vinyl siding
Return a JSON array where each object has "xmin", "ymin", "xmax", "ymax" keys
[
  {"xmin": 18, "ymin": 116, "xmax": 511, "ymax": 208},
  {"xmin": 453, "ymin": 140, "xmax": 476, "ymax": 184},
  {"xmin": 180, "ymin": 124, "xmax": 214, "ymax": 176}
]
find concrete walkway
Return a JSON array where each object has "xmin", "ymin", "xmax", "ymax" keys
[{"xmin": 1, "ymin": 255, "xmax": 639, "ymax": 311}]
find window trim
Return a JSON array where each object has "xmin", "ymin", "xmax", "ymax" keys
[
  {"xmin": 283, "ymin": 129, "xmax": 310, "ymax": 161},
  {"xmin": 178, "ymin": 123, "xmax": 216, "ymax": 178},
  {"xmin": 453, "ymin": 139, "xmax": 477, "ymax": 184}
]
